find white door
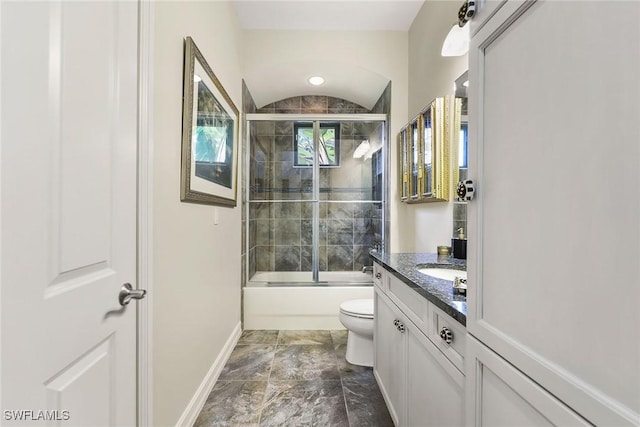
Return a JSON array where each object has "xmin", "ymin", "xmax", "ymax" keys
[{"xmin": 1, "ymin": 2, "xmax": 140, "ymax": 426}]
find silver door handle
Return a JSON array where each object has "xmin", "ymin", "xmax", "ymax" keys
[{"xmin": 119, "ymin": 283, "xmax": 146, "ymax": 306}]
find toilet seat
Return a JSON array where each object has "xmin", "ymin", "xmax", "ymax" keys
[{"xmin": 339, "ymin": 299, "xmax": 374, "ymax": 319}]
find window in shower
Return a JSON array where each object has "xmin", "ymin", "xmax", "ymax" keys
[{"xmin": 293, "ymin": 122, "xmax": 340, "ymax": 167}]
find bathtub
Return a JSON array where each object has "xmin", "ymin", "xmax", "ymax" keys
[{"xmin": 243, "ymin": 271, "xmax": 374, "ymax": 330}]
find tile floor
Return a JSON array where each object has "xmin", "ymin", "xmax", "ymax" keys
[{"xmin": 194, "ymin": 330, "xmax": 394, "ymax": 427}]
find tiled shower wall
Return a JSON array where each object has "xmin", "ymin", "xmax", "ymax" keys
[
  {"xmin": 247, "ymin": 95, "xmax": 385, "ymax": 278},
  {"xmin": 241, "ymin": 80, "xmax": 258, "ymax": 288}
]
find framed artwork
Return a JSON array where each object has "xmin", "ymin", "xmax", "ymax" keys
[{"xmin": 181, "ymin": 36, "xmax": 239, "ymax": 206}]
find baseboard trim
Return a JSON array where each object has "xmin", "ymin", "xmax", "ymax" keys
[{"xmin": 175, "ymin": 322, "xmax": 242, "ymax": 427}]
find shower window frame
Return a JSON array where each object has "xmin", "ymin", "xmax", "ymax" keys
[
  {"xmin": 293, "ymin": 122, "xmax": 341, "ymax": 167},
  {"xmin": 245, "ymin": 113, "xmax": 388, "ymax": 284}
]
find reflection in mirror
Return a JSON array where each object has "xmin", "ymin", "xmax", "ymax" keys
[
  {"xmin": 399, "ymin": 128, "xmax": 409, "ymax": 201},
  {"xmin": 452, "ymin": 70, "xmax": 469, "ymax": 239},
  {"xmin": 454, "ymin": 71, "xmax": 469, "ymax": 183},
  {"xmin": 422, "ymin": 106, "xmax": 433, "ymax": 197},
  {"xmin": 410, "ymin": 119, "xmax": 420, "ymax": 199}
]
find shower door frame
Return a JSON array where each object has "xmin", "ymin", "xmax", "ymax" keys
[{"xmin": 245, "ymin": 113, "xmax": 388, "ymax": 284}]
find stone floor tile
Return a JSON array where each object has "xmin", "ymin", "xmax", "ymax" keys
[
  {"xmin": 194, "ymin": 381, "xmax": 266, "ymax": 427},
  {"xmin": 260, "ymin": 380, "xmax": 349, "ymax": 427},
  {"xmin": 277, "ymin": 330, "xmax": 333, "ymax": 345},
  {"xmin": 218, "ymin": 345, "xmax": 276, "ymax": 381},
  {"xmin": 270, "ymin": 344, "xmax": 340, "ymax": 381},
  {"xmin": 238, "ymin": 330, "xmax": 279, "ymax": 345},
  {"xmin": 342, "ymin": 377, "xmax": 394, "ymax": 427}
]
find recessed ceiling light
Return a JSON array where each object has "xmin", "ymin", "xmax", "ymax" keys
[
  {"xmin": 308, "ymin": 76, "xmax": 325, "ymax": 86},
  {"xmin": 194, "ymin": 74, "xmax": 202, "ymax": 83}
]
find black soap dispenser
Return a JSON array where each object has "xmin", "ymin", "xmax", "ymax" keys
[{"xmin": 452, "ymin": 227, "xmax": 467, "ymax": 260}]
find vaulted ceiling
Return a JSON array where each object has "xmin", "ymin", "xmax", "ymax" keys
[{"xmin": 233, "ymin": 0, "xmax": 425, "ymax": 108}]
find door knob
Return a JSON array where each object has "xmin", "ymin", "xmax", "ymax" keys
[{"xmin": 119, "ymin": 283, "xmax": 147, "ymax": 306}]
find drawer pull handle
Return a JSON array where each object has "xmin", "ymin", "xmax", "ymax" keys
[{"xmin": 439, "ymin": 326, "xmax": 453, "ymax": 344}]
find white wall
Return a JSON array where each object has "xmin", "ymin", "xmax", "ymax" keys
[
  {"xmin": 153, "ymin": 2, "xmax": 243, "ymax": 425},
  {"xmin": 399, "ymin": 0, "xmax": 469, "ymax": 252},
  {"xmin": 243, "ymin": 30, "xmax": 409, "ymax": 251}
]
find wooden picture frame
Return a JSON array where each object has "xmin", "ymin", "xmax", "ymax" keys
[{"xmin": 180, "ymin": 37, "xmax": 239, "ymax": 206}]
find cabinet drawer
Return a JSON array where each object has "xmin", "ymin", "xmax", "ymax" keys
[
  {"xmin": 373, "ymin": 262, "xmax": 385, "ymax": 288},
  {"xmin": 430, "ymin": 304, "xmax": 466, "ymax": 373},
  {"xmin": 387, "ymin": 273, "xmax": 427, "ymax": 330}
]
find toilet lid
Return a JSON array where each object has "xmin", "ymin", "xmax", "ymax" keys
[{"xmin": 340, "ymin": 299, "xmax": 374, "ymax": 318}]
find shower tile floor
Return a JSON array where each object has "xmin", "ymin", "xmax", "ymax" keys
[{"xmin": 194, "ymin": 330, "xmax": 394, "ymax": 427}]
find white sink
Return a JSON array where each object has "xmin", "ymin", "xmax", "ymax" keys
[{"xmin": 418, "ymin": 268, "xmax": 466, "ymax": 281}]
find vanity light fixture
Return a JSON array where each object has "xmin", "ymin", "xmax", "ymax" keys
[
  {"xmin": 308, "ymin": 76, "xmax": 325, "ymax": 86},
  {"xmin": 441, "ymin": 0, "xmax": 476, "ymax": 57}
]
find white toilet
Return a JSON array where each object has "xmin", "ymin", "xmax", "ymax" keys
[{"xmin": 339, "ymin": 298, "xmax": 374, "ymax": 367}]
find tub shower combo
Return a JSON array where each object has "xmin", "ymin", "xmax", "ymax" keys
[{"xmin": 244, "ymin": 108, "xmax": 388, "ymax": 329}]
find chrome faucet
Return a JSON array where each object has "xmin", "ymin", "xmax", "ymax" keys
[
  {"xmin": 361, "ymin": 265, "xmax": 373, "ymax": 273},
  {"xmin": 453, "ymin": 276, "xmax": 467, "ymax": 295}
]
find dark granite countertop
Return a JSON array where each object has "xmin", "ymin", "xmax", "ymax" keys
[{"xmin": 369, "ymin": 251, "xmax": 467, "ymax": 326}]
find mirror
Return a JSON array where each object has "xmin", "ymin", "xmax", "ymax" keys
[
  {"xmin": 397, "ymin": 98, "xmax": 450, "ymax": 204},
  {"xmin": 399, "ymin": 128, "xmax": 409, "ymax": 201},
  {"xmin": 452, "ymin": 70, "xmax": 469, "ymax": 239},
  {"xmin": 453, "ymin": 71, "xmax": 469, "ymax": 187},
  {"xmin": 422, "ymin": 105, "xmax": 433, "ymax": 198},
  {"xmin": 410, "ymin": 118, "xmax": 420, "ymax": 200}
]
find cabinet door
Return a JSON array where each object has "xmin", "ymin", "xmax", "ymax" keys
[
  {"xmin": 374, "ymin": 290, "xmax": 405, "ymax": 426},
  {"xmin": 406, "ymin": 327, "xmax": 464, "ymax": 427},
  {"xmin": 466, "ymin": 336, "xmax": 589, "ymax": 426},
  {"xmin": 467, "ymin": 1, "xmax": 640, "ymax": 424}
]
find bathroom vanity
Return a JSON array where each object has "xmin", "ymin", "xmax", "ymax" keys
[{"xmin": 370, "ymin": 252, "xmax": 466, "ymax": 426}]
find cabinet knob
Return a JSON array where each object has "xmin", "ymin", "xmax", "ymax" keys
[
  {"xmin": 375, "ymin": 272, "xmax": 382, "ymax": 279},
  {"xmin": 397, "ymin": 322, "xmax": 405, "ymax": 333},
  {"xmin": 439, "ymin": 326, "xmax": 453, "ymax": 344},
  {"xmin": 393, "ymin": 319, "xmax": 399, "ymax": 327},
  {"xmin": 456, "ymin": 179, "xmax": 475, "ymax": 201}
]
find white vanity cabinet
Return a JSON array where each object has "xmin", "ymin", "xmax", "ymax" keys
[
  {"xmin": 467, "ymin": 0, "xmax": 640, "ymax": 425},
  {"xmin": 374, "ymin": 290, "xmax": 405, "ymax": 425},
  {"xmin": 466, "ymin": 335, "xmax": 589, "ymax": 426},
  {"xmin": 373, "ymin": 263, "xmax": 465, "ymax": 427}
]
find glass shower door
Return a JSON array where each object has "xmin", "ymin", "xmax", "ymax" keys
[
  {"xmin": 249, "ymin": 119, "xmax": 314, "ymax": 283},
  {"xmin": 317, "ymin": 119, "xmax": 384, "ymax": 282},
  {"xmin": 248, "ymin": 116, "xmax": 385, "ymax": 284}
]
